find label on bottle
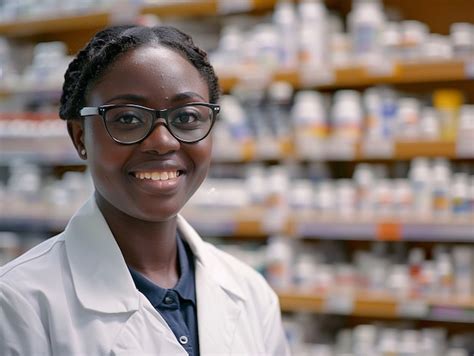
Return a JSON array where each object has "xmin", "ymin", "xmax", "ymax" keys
[
  {"xmin": 212, "ymin": 140, "xmax": 254, "ymax": 162},
  {"xmin": 295, "ymin": 137, "xmax": 327, "ymax": 160},
  {"xmin": 323, "ymin": 293, "xmax": 354, "ymax": 314},
  {"xmin": 362, "ymin": 138, "xmax": 394, "ymax": 158},
  {"xmin": 256, "ymin": 137, "xmax": 281, "ymax": 160},
  {"xmin": 397, "ymin": 300, "xmax": 429, "ymax": 317},
  {"xmin": 325, "ymin": 137, "xmax": 356, "ymax": 160},
  {"xmin": 365, "ymin": 59, "xmax": 395, "ymax": 76},
  {"xmin": 465, "ymin": 58, "xmax": 474, "ymax": 79},
  {"xmin": 456, "ymin": 136, "xmax": 474, "ymax": 158},
  {"xmin": 298, "ymin": 63, "xmax": 335, "ymax": 87}
]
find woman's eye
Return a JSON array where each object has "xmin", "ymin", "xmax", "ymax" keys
[
  {"xmin": 117, "ymin": 114, "xmax": 142, "ymax": 125},
  {"xmin": 173, "ymin": 112, "xmax": 198, "ymax": 125}
]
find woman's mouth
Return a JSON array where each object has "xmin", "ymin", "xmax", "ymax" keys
[{"xmin": 132, "ymin": 170, "xmax": 183, "ymax": 181}]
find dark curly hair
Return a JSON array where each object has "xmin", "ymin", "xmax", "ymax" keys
[{"xmin": 59, "ymin": 25, "xmax": 220, "ymax": 120}]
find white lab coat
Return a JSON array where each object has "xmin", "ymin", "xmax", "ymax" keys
[{"xmin": 0, "ymin": 197, "xmax": 290, "ymax": 356}]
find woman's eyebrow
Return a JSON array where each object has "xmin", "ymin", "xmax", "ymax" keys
[
  {"xmin": 102, "ymin": 92, "xmax": 206, "ymax": 105},
  {"xmin": 172, "ymin": 92, "xmax": 206, "ymax": 102},
  {"xmin": 103, "ymin": 94, "xmax": 147, "ymax": 104}
]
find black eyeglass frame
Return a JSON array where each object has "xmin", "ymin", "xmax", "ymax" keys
[{"xmin": 79, "ymin": 102, "xmax": 220, "ymax": 145}]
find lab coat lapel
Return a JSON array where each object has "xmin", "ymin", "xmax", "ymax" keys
[
  {"xmin": 195, "ymin": 261, "xmax": 242, "ymax": 354},
  {"xmin": 177, "ymin": 215, "xmax": 246, "ymax": 354}
]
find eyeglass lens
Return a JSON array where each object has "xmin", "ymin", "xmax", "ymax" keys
[{"xmin": 103, "ymin": 104, "xmax": 214, "ymax": 143}]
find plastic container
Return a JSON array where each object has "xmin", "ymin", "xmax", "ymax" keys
[
  {"xmin": 396, "ymin": 97, "xmax": 420, "ymax": 139},
  {"xmin": 431, "ymin": 158, "xmax": 452, "ymax": 218},
  {"xmin": 266, "ymin": 81, "xmax": 293, "ymax": 139},
  {"xmin": 273, "ymin": 1, "xmax": 298, "ymax": 69},
  {"xmin": 450, "ymin": 22, "xmax": 474, "ymax": 58},
  {"xmin": 363, "ymin": 87, "xmax": 383, "ymax": 139},
  {"xmin": 331, "ymin": 90, "xmax": 363, "ymax": 140},
  {"xmin": 336, "ymin": 179, "xmax": 356, "ymax": 217},
  {"xmin": 265, "ymin": 236, "xmax": 293, "ymax": 289},
  {"xmin": 451, "ymin": 173, "xmax": 470, "ymax": 217},
  {"xmin": 298, "ymin": 0, "xmax": 328, "ymax": 67},
  {"xmin": 348, "ymin": 0, "xmax": 386, "ymax": 65},
  {"xmin": 458, "ymin": 105, "xmax": 474, "ymax": 139},
  {"xmin": 382, "ymin": 22, "xmax": 402, "ymax": 61},
  {"xmin": 452, "ymin": 246, "xmax": 473, "ymax": 297},
  {"xmin": 423, "ymin": 34, "xmax": 453, "ymax": 60},
  {"xmin": 401, "ymin": 20, "xmax": 429, "ymax": 60},
  {"xmin": 353, "ymin": 163, "xmax": 375, "ymax": 216},
  {"xmin": 409, "ymin": 158, "xmax": 432, "ymax": 217},
  {"xmin": 433, "ymin": 89, "xmax": 463, "ymax": 141},
  {"xmin": 419, "ymin": 107, "xmax": 441, "ymax": 140},
  {"xmin": 292, "ymin": 90, "xmax": 328, "ymax": 138}
]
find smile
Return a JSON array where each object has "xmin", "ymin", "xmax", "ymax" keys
[{"xmin": 133, "ymin": 170, "xmax": 182, "ymax": 181}]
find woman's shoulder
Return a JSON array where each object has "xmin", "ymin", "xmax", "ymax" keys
[{"xmin": 0, "ymin": 233, "xmax": 66, "ymax": 290}]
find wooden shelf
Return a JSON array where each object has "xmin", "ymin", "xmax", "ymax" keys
[
  {"xmin": 1, "ymin": 59, "xmax": 471, "ymax": 97},
  {"xmin": 212, "ymin": 139, "xmax": 473, "ymax": 161},
  {"xmin": 2, "ymin": 130, "xmax": 472, "ymax": 163},
  {"xmin": 0, "ymin": 0, "xmax": 277, "ymax": 38},
  {"xmin": 292, "ymin": 213, "xmax": 474, "ymax": 242},
  {"xmin": 278, "ymin": 290, "xmax": 474, "ymax": 322},
  {"xmin": 5, "ymin": 207, "xmax": 472, "ymax": 242},
  {"xmin": 219, "ymin": 59, "xmax": 473, "ymax": 92}
]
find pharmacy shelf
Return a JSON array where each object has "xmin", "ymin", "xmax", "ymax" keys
[
  {"xmin": 0, "ymin": 216, "xmax": 69, "ymax": 233},
  {"xmin": 4, "ymin": 208, "xmax": 472, "ymax": 243},
  {"xmin": 2, "ymin": 59, "xmax": 473, "ymax": 98},
  {"xmin": 213, "ymin": 139, "xmax": 474, "ymax": 161},
  {"xmin": 0, "ymin": 86, "xmax": 62, "ymax": 98},
  {"xmin": 278, "ymin": 290, "xmax": 474, "ymax": 323},
  {"xmin": 292, "ymin": 214, "xmax": 474, "ymax": 243},
  {"xmin": 219, "ymin": 59, "xmax": 474, "ymax": 92},
  {"xmin": 0, "ymin": 137, "xmax": 82, "ymax": 165},
  {"xmin": 3, "ymin": 134, "xmax": 473, "ymax": 164},
  {"xmin": 0, "ymin": 0, "xmax": 277, "ymax": 38},
  {"xmin": 187, "ymin": 210, "xmax": 474, "ymax": 242}
]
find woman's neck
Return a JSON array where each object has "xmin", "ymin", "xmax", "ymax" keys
[{"xmin": 95, "ymin": 192, "xmax": 179, "ymax": 288}]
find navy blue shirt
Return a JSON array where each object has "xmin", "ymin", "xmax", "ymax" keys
[{"xmin": 129, "ymin": 236, "xmax": 199, "ymax": 356}]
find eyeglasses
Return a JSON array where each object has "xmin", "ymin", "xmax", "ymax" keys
[{"xmin": 79, "ymin": 102, "xmax": 220, "ymax": 145}]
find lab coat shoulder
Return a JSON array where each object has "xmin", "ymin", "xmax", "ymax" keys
[
  {"xmin": 0, "ymin": 230, "xmax": 128, "ymax": 356},
  {"xmin": 0, "ymin": 234, "xmax": 65, "ymax": 356}
]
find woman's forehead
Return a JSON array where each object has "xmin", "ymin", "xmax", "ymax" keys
[{"xmin": 87, "ymin": 45, "xmax": 209, "ymax": 106}]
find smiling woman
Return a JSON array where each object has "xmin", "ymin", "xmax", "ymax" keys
[{"xmin": 0, "ymin": 25, "xmax": 289, "ymax": 356}]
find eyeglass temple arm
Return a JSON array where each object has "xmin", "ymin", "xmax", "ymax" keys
[{"xmin": 80, "ymin": 107, "xmax": 100, "ymax": 116}]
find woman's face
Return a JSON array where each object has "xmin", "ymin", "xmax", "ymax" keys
[{"xmin": 70, "ymin": 45, "xmax": 213, "ymax": 222}]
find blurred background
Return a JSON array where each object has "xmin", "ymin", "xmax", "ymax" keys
[{"xmin": 0, "ymin": 0, "xmax": 473, "ymax": 355}]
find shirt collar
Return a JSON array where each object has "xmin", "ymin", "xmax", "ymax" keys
[{"xmin": 174, "ymin": 234, "xmax": 196, "ymax": 303}]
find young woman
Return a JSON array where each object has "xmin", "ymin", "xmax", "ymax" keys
[{"xmin": 0, "ymin": 25, "xmax": 289, "ymax": 355}]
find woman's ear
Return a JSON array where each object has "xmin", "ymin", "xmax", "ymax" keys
[{"xmin": 67, "ymin": 119, "xmax": 87, "ymax": 160}]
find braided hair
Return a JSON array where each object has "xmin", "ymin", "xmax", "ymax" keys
[{"xmin": 59, "ymin": 25, "xmax": 220, "ymax": 120}]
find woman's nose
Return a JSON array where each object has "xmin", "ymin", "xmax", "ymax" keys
[{"xmin": 140, "ymin": 123, "xmax": 180, "ymax": 154}]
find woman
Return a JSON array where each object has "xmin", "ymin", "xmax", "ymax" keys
[{"xmin": 0, "ymin": 25, "xmax": 289, "ymax": 355}]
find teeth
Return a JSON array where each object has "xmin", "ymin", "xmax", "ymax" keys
[{"xmin": 134, "ymin": 171, "xmax": 180, "ymax": 181}]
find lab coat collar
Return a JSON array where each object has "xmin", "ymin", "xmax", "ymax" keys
[
  {"xmin": 65, "ymin": 197, "xmax": 139, "ymax": 313},
  {"xmin": 64, "ymin": 197, "xmax": 246, "ymax": 315}
]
